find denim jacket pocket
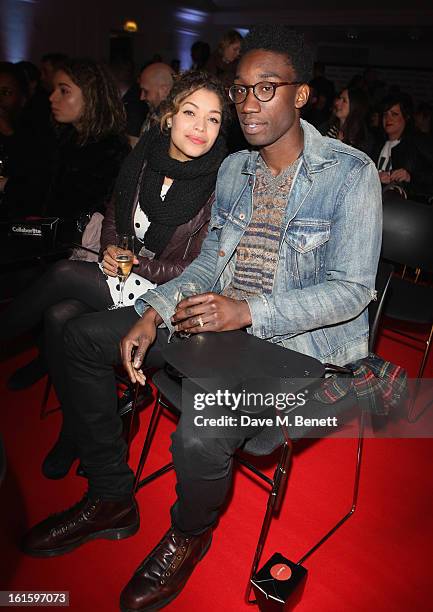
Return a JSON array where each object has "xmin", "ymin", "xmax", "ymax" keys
[{"xmin": 284, "ymin": 219, "xmax": 331, "ymax": 287}]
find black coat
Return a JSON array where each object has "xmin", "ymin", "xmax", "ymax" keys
[
  {"xmin": 43, "ymin": 130, "xmax": 130, "ymax": 220},
  {"xmin": 3, "ymin": 126, "xmax": 129, "ymax": 220},
  {"xmin": 373, "ymin": 129, "xmax": 433, "ymax": 196}
]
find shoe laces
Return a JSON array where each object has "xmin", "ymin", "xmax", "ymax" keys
[
  {"xmin": 158, "ymin": 530, "xmax": 190, "ymax": 584},
  {"xmin": 50, "ymin": 496, "xmax": 99, "ymax": 537}
]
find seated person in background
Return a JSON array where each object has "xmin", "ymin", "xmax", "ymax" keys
[
  {"xmin": 0, "ymin": 62, "xmax": 28, "ymax": 198},
  {"xmin": 1, "ymin": 70, "xmax": 228, "ymax": 450},
  {"xmin": 206, "ymin": 29, "xmax": 243, "ymax": 88},
  {"xmin": 0, "ymin": 61, "xmax": 58, "ymax": 216},
  {"xmin": 307, "ymin": 60, "xmax": 335, "ymax": 125},
  {"xmin": 44, "ymin": 58, "xmax": 130, "ymax": 221},
  {"xmin": 21, "ymin": 26, "xmax": 381, "ymax": 611},
  {"xmin": 138, "ymin": 62, "xmax": 174, "ymax": 135},
  {"xmin": 15, "ymin": 61, "xmax": 52, "ymax": 130},
  {"xmin": 206, "ymin": 30, "xmax": 248, "ymax": 153},
  {"xmin": 374, "ymin": 93, "xmax": 433, "ymax": 199},
  {"xmin": 190, "ymin": 40, "xmax": 211, "ymax": 70},
  {"xmin": 2, "ymin": 58, "xmax": 129, "ymax": 220},
  {"xmin": 320, "ymin": 87, "xmax": 373, "ymax": 156}
]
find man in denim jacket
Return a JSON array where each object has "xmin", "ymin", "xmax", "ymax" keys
[{"xmin": 23, "ymin": 26, "xmax": 381, "ymax": 610}]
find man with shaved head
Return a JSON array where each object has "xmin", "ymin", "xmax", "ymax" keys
[
  {"xmin": 139, "ymin": 62, "xmax": 174, "ymax": 115},
  {"xmin": 131, "ymin": 62, "xmax": 174, "ymax": 143}
]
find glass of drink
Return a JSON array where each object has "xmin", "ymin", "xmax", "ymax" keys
[
  {"xmin": 174, "ymin": 282, "xmax": 200, "ymax": 339},
  {"xmin": 108, "ymin": 234, "xmax": 135, "ymax": 310}
]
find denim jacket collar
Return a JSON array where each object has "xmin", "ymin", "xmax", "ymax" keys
[{"xmin": 241, "ymin": 119, "xmax": 338, "ymax": 176}]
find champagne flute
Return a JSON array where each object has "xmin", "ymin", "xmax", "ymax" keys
[
  {"xmin": 174, "ymin": 282, "xmax": 201, "ymax": 339},
  {"xmin": 109, "ymin": 234, "xmax": 135, "ymax": 310}
]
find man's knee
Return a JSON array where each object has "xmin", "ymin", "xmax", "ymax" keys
[
  {"xmin": 171, "ymin": 426, "xmax": 238, "ymax": 480},
  {"xmin": 63, "ymin": 314, "xmax": 105, "ymax": 362}
]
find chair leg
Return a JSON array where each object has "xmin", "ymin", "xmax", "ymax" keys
[
  {"xmin": 126, "ymin": 382, "xmax": 141, "ymax": 451},
  {"xmin": 245, "ymin": 440, "xmax": 293, "ymax": 604},
  {"xmin": 408, "ymin": 323, "xmax": 433, "ymax": 423},
  {"xmin": 297, "ymin": 409, "xmax": 366, "ymax": 566},
  {"xmin": 416, "ymin": 323, "xmax": 433, "ymax": 379},
  {"xmin": 133, "ymin": 391, "xmax": 164, "ymax": 493}
]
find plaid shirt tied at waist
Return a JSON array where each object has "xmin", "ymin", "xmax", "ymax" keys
[{"xmin": 314, "ymin": 354, "xmax": 408, "ymax": 416}]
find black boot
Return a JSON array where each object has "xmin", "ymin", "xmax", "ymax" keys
[{"xmin": 22, "ymin": 494, "xmax": 139, "ymax": 557}]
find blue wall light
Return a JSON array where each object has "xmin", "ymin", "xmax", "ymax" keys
[
  {"xmin": 174, "ymin": 8, "xmax": 209, "ymax": 70},
  {"xmin": 1, "ymin": 0, "xmax": 36, "ymax": 62}
]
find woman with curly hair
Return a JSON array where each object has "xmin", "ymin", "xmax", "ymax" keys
[
  {"xmin": 44, "ymin": 57, "xmax": 130, "ymax": 220},
  {"xmin": 1, "ymin": 71, "xmax": 229, "ymax": 477},
  {"xmin": 1, "ymin": 58, "xmax": 129, "ymax": 220}
]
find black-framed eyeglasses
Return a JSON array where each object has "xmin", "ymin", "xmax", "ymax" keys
[{"xmin": 228, "ymin": 81, "xmax": 302, "ymax": 104}]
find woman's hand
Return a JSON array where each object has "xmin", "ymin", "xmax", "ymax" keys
[
  {"xmin": 171, "ymin": 292, "xmax": 252, "ymax": 334},
  {"xmin": 102, "ymin": 244, "xmax": 138, "ymax": 276},
  {"xmin": 390, "ymin": 168, "xmax": 411, "ymax": 183},
  {"xmin": 0, "ymin": 176, "xmax": 8, "ymax": 192},
  {"xmin": 379, "ymin": 171, "xmax": 391, "ymax": 184},
  {"xmin": 120, "ymin": 308, "xmax": 162, "ymax": 385}
]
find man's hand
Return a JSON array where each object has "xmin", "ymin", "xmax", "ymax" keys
[
  {"xmin": 379, "ymin": 171, "xmax": 391, "ymax": 184},
  {"xmin": 120, "ymin": 309, "xmax": 162, "ymax": 385},
  {"xmin": 390, "ymin": 168, "xmax": 411, "ymax": 183},
  {"xmin": 0, "ymin": 176, "xmax": 8, "ymax": 193},
  {"xmin": 102, "ymin": 244, "xmax": 139, "ymax": 277},
  {"xmin": 171, "ymin": 292, "xmax": 252, "ymax": 334}
]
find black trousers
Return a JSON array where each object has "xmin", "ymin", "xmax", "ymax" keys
[
  {"xmin": 62, "ymin": 309, "xmax": 262, "ymax": 535},
  {"xmin": 1, "ymin": 259, "xmax": 112, "ymax": 440}
]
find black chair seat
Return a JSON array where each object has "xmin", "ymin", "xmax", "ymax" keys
[
  {"xmin": 152, "ymin": 369, "xmax": 357, "ymax": 457},
  {"xmin": 386, "ymin": 277, "xmax": 433, "ymax": 325}
]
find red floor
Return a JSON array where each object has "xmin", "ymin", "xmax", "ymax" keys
[{"xmin": 1, "ymin": 325, "xmax": 432, "ymax": 612}]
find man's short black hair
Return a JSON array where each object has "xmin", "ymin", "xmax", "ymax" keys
[{"xmin": 241, "ymin": 25, "xmax": 313, "ymax": 84}]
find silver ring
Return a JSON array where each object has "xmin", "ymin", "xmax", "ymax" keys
[{"xmin": 198, "ymin": 317, "xmax": 204, "ymax": 327}]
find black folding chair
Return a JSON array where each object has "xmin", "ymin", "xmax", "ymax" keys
[
  {"xmin": 381, "ymin": 194, "xmax": 433, "ymax": 421},
  {"xmin": 131, "ymin": 261, "xmax": 393, "ymax": 603}
]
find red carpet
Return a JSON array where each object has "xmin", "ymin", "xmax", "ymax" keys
[{"xmin": 1, "ymin": 325, "xmax": 432, "ymax": 612}]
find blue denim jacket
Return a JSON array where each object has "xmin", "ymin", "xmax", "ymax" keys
[{"xmin": 136, "ymin": 120, "xmax": 382, "ymax": 366}]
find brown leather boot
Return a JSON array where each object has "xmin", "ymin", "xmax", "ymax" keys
[
  {"xmin": 22, "ymin": 494, "xmax": 139, "ymax": 557},
  {"xmin": 120, "ymin": 526, "xmax": 212, "ymax": 611}
]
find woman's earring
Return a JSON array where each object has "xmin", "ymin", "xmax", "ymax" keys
[{"xmin": 167, "ymin": 119, "xmax": 172, "ymax": 128}]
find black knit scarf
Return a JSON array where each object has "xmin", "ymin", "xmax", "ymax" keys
[{"xmin": 115, "ymin": 126, "xmax": 227, "ymax": 256}]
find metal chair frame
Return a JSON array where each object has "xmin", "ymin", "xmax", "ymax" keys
[{"xmin": 133, "ymin": 379, "xmax": 365, "ymax": 604}]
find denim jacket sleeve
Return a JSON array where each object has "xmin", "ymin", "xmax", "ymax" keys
[{"xmin": 245, "ymin": 159, "xmax": 382, "ymax": 339}]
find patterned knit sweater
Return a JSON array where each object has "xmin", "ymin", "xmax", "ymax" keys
[{"xmin": 223, "ymin": 155, "xmax": 301, "ymax": 299}]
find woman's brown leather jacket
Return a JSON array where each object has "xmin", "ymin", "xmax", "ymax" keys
[{"xmin": 100, "ymin": 190, "xmax": 213, "ymax": 285}]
